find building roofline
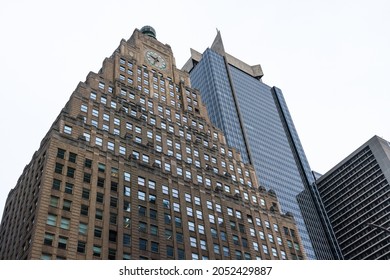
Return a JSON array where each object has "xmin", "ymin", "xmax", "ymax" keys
[
  {"xmin": 181, "ymin": 31, "xmax": 263, "ymax": 79},
  {"xmin": 316, "ymin": 135, "xmax": 388, "ymax": 183}
]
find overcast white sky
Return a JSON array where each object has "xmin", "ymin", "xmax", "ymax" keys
[{"xmin": 0, "ymin": 0, "xmax": 389, "ymax": 219}]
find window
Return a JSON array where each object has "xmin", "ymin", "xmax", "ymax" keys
[
  {"xmin": 52, "ymin": 179, "xmax": 61, "ymax": 190},
  {"xmin": 81, "ymin": 104, "xmax": 88, "ymax": 112},
  {"xmin": 60, "ymin": 217, "xmax": 70, "ymax": 230},
  {"xmin": 213, "ymin": 244, "xmax": 220, "ymax": 254},
  {"xmin": 55, "ymin": 163, "xmax": 63, "ymax": 174},
  {"xmin": 83, "ymin": 172, "xmax": 91, "ymax": 183},
  {"xmin": 77, "ymin": 241, "xmax": 86, "ymax": 253},
  {"xmin": 262, "ymin": 245, "xmax": 269, "ymax": 255},
  {"xmin": 96, "ymin": 192, "xmax": 104, "ymax": 203},
  {"xmin": 95, "ymin": 137, "xmax": 103, "ymax": 146},
  {"xmin": 198, "ymin": 224, "xmax": 205, "ymax": 234},
  {"xmin": 64, "ymin": 125, "xmax": 72, "ymax": 135},
  {"xmin": 151, "ymin": 242, "xmax": 159, "ymax": 253},
  {"xmin": 172, "ymin": 188, "xmax": 179, "ymax": 198},
  {"xmin": 110, "ymin": 197, "xmax": 118, "ymax": 208},
  {"xmin": 173, "ymin": 203, "xmax": 180, "ymax": 212},
  {"xmin": 259, "ymin": 231, "xmax": 265, "ymax": 240},
  {"xmin": 63, "ymin": 199, "xmax": 71, "ymax": 211},
  {"xmin": 95, "ymin": 209, "xmax": 103, "ymax": 220},
  {"xmin": 82, "ymin": 188, "xmax": 90, "ymax": 199},
  {"xmin": 67, "ymin": 167, "xmax": 75, "ymax": 178},
  {"xmin": 149, "ymin": 194, "xmax": 157, "ymax": 204},
  {"xmin": 92, "ymin": 108, "xmax": 99, "ymax": 117},
  {"xmin": 124, "ymin": 201, "xmax": 131, "ymax": 212},
  {"xmin": 272, "ymin": 248, "xmax": 278, "ymax": 257},
  {"xmin": 162, "ymin": 185, "xmax": 169, "ymax": 195},
  {"xmin": 290, "ymin": 229, "xmax": 296, "ymax": 237},
  {"xmin": 138, "ymin": 191, "xmax": 146, "ymax": 201},
  {"xmin": 80, "ymin": 204, "xmax": 88, "ymax": 216},
  {"xmin": 138, "ymin": 205, "xmax": 146, "ymax": 217},
  {"xmin": 142, "ymin": 154, "xmax": 149, "ymax": 163},
  {"xmin": 124, "ymin": 172, "xmax": 131, "ymax": 182},
  {"xmin": 190, "ymin": 237, "xmax": 197, "ymax": 248},
  {"xmin": 223, "ymin": 246, "xmax": 230, "ymax": 257},
  {"xmin": 124, "ymin": 186, "xmax": 131, "ymax": 197},
  {"xmin": 211, "ymin": 228, "xmax": 217, "ymax": 238},
  {"xmin": 64, "ymin": 182, "xmax": 73, "ymax": 194},
  {"xmin": 58, "ymin": 236, "xmax": 68, "ymax": 250},
  {"xmin": 232, "ymin": 235, "xmax": 239, "ymax": 245},
  {"xmin": 138, "ymin": 176, "xmax": 145, "ymax": 187},
  {"xmin": 57, "ymin": 148, "xmax": 66, "ymax": 159},
  {"xmin": 220, "ymin": 231, "xmax": 227, "ymax": 241},
  {"xmin": 50, "ymin": 196, "xmax": 59, "ymax": 207},
  {"xmin": 164, "ymin": 162, "xmax": 171, "ymax": 172},
  {"xmin": 43, "ymin": 233, "xmax": 54, "ymax": 246},
  {"xmin": 139, "ymin": 239, "xmax": 147, "ymax": 251},
  {"xmin": 253, "ymin": 242, "xmax": 259, "ymax": 252},
  {"xmin": 200, "ymin": 240, "xmax": 207, "ymax": 251},
  {"xmin": 187, "ymin": 207, "xmax": 194, "ymax": 217},
  {"xmin": 93, "ymin": 245, "xmax": 102, "ymax": 257},
  {"xmin": 150, "ymin": 225, "xmax": 158, "ymax": 236}
]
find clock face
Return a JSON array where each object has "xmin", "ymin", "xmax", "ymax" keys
[{"xmin": 145, "ymin": 50, "xmax": 167, "ymax": 70}]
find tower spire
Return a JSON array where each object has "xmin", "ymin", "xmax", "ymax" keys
[{"xmin": 211, "ymin": 28, "xmax": 225, "ymax": 55}]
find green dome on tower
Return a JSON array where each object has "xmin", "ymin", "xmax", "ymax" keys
[{"xmin": 140, "ymin": 25, "xmax": 156, "ymax": 39}]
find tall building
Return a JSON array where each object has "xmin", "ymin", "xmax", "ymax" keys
[
  {"xmin": 315, "ymin": 135, "xmax": 390, "ymax": 259},
  {"xmin": 0, "ymin": 27, "xmax": 306, "ymax": 260},
  {"xmin": 183, "ymin": 32, "xmax": 339, "ymax": 259}
]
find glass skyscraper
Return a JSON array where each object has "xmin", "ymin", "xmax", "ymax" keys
[{"xmin": 183, "ymin": 32, "xmax": 340, "ymax": 259}]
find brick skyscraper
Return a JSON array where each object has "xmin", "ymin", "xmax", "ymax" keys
[{"xmin": 0, "ymin": 27, "xmax": 305, "ymax": 260}]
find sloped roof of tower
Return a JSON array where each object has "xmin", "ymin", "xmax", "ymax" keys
[
  {"xmin": 182, "ymin": 30, "xmax": 263, "ymax": 79},
  {"xmin": 210, "ymin": 29, "xmax": 226, "ymax": 55}
]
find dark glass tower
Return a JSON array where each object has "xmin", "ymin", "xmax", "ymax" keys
[{"xmin": 183, "ymin": 32, "xmax": 339, "ymax": 259}]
